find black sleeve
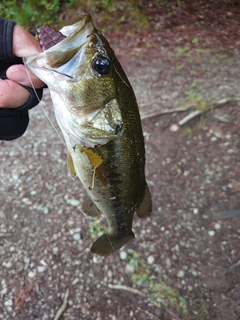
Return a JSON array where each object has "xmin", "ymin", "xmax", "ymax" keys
[{"xmin": 0, "ymin": 18, "xmax": 43, "ymax": 141}]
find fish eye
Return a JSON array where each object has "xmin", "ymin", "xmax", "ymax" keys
[{"xmin": 92, "ymin": 55, "xmax": 111, "ymax": 76}]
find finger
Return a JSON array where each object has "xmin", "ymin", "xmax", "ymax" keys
[
  {"xmin": 0, "ymin": 79, "xmax": 30, "ymax": 108},
  {"xmin": 13, "ymin": 25, "xmax": 42, "ymax": 57},
  {"xmin": 6, "ymin": 65, "xmax": 45, "ymax": 88}
]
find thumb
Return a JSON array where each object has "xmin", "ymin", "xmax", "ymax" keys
[
  {"xmin": 7, "ymin": 65, "xmax": 45, "ymax": 88},
  {"xmin": 13, "ymin": 25, "xmax": 42, "ymax": 57}
]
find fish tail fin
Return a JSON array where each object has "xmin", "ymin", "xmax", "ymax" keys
[
  {"xmin": 91, "ymin": 231, "xmax": 135, "ymax": 256},
  {"xmin": 136, "ymin": 183, "xmax": 152, "ymax": 218}
]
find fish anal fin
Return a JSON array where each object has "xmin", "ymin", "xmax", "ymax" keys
[
  {"xmin": 82, "ymin": 194, "xmax": 101, "ymax": 218},
  {"xmin": 67, "ymin": 152, "xmax": 76, "ymax": 178},
  {"xmin": 136, "ymin": 183, "xmax": 152, "ymax": 218},
  {"xmin": 91, "ymin": 231, "xmax": 135, "ymax": 256}
]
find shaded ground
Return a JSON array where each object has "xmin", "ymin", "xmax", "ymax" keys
[{"xmin": 1, "ymin": 2, "xmax": 240, "ymax": 319}]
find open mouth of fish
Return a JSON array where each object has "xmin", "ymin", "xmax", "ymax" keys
[
  {"xmin": 25, "ymin": 14, "xmax": 121, "ymax": 147},
  {"xmin": 26, "ymin": 14, "xmax": 107, "ymax": 85}
]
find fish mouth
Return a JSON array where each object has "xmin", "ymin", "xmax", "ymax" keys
[{"xmin": 25, "ymin": 14, "xmax": 97, "ymax": 83}]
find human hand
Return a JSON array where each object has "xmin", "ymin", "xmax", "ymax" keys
[{"xmin": 0, "ymin": 25, "xmax": 44, "ymax": 109}]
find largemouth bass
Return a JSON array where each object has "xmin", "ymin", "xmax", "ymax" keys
[{"xmin": 26, "ymin": 14, "xmax": 152, "ymax": 256}]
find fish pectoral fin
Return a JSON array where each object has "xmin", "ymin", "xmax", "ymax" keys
[
  {"xmin": 82, "ymin": 194, "xmax": 102, "ymax": 218},
  {"xmin": 82, "ymin": 147, "xmax": 103, "ymax": 189},
  {"xmin": 67, "ymin": 152, "xmax": 76, "ymax": 178},
  {"xmin": 91, "ymin": 231, "xmax": 135, "ymax": 256},
  {"xmin": 136, "ymin": 183, "xmax": 152, "ymax": 218}
]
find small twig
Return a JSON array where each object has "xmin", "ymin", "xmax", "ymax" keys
[
  {"xmin": 163, "ymin": 305, "xmax": 183, "ymax": 320},
  {"xmin": 178, "ymin": 97, "xmax": 236, "ymax": 126},
  {"xmin": 141, "ymin": 104, "xmax": 196, "ymax": 120},
  {"xmin": 207, "ymin": 114, "xmax": 233, "ymax": 123},
  {"xmin": 106, "ymin": 283, "xmax": 184, "ymax": 319},
  {"xmin": 224, "ymin": 259, "xmax": 240, "ymax": 275},
  {"xmin": 141, "ymin": 97, "xmax": 237, "ymax": 123},
  {"xmin": 178, "ymin": 110, "xmax": 202, "ymax": 126},
  {"xmin": 209, "ymin": 209, "xmax": 240, "ymax": 220},
  {"xmin": 137, "ymin": 307, "xmax": 160, "ymax": 320},
  {"xmin": 139, "ymin": 300, "xmax": 183, "ymax": 320},
  {"xmin": 0, "ymin": 233, "xmax": 12, "ymax": 238},
  {"xmin": 53, "ymin": 289, "xmax": 69, "ymax": 320},
  {"xmin": 14, "ymin": 283, "xmax": 33, "ymax": 307},
  {"xmin": 105, "ymin": 283, "xmax": 146, "ymax": 297}
]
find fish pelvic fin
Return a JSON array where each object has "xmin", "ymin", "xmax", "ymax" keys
[
  {"xmin": 82, "ymin": 194, "xmax": 102, "ymax": 218},
  {"xmin": 136, "ymin": 183, "xmax": 152, "ymax": 218},
  {"xmin": 91, "ymin": 231, "xmax": 135, "ymax": 256},
  {"xmin": 67, "ymin": 152, "xmax": 76, "ymax": 178}
]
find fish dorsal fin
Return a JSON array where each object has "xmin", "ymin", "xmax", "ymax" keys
[
  {"xmin": 136, "ymin": 183, "xmax": 152, "ymax": 218},
  {"xmin": 82, "ymin": 194, "xmax": 102, "ymax": 217},
  {"xmin": 67, "ymin": 152, "xmax": 76, "ymax": 178}
]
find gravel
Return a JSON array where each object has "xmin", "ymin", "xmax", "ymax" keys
[{"xmin": 0, "ymin": 14, "xmax": 240, "ymax": 319}]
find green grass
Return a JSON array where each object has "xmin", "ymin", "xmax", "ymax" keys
[
  {"xmin": 88, "ymin": 218, "xmax": 107, "ymax": 239},
  {"xmin": 1, "ymin": 0, "xmax": 62, "ymax": 27},
  {"xmin": 1, "ymin": 0, "xmax": 149, "ymax": 30},
  {"xmin": 184, "ymin": 91, "xmax": 206, "ymax": 110},
  {"xmin": 124, "ymin": 249, "xmax": 190, "ymax": 318},
  {"xmin": 192, "ymin": 37, "xmax": 199, "ymax": 45},
  {"xmin": 177, "ymin": 46, "xmax": 190, "ymax": 56},
  {"xmin": 176, "ymin": 64, "xmax": 184, "ymax": 71}
]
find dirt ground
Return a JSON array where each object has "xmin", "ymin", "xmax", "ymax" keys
[{"xmin": 1, "ymin": 2, "xmax": 240, "ymax": 319}]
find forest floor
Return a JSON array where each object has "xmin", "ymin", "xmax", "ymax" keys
[{"xmin": 1, "ymin": 1, "xmax": 240, "ymax": 319}]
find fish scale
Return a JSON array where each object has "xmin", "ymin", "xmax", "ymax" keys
[{"xmin": 26, "ymin": 14, "xmax": 152, "ymax": 256}]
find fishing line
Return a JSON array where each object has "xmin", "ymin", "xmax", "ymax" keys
[
  {"xmin": 23, "ymin": 57, "xmax": 67, "ymax": 149},
  {"xmin": 105, "ymin": 233, "xmax": 147, "ymax": 320}
]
